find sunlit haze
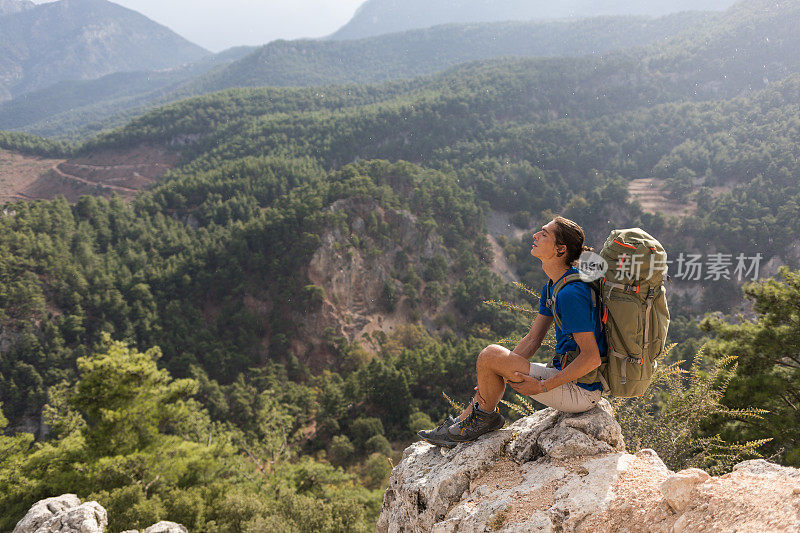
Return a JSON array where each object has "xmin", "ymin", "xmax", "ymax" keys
[{"xmin": 31, "ymin": 0, "xmax": 367, "ymax": 52}]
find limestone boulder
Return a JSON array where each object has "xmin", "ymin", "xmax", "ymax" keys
[
  {"xmin": 378, "ymin": 399, "xmax": 634, "ymax": 533},
  {"xmin": 659, "ymin": 468, "xmax": 711, "ymax": 512},
  {"xmin": 13, "ymin": 495, "xmax": 190, "ymax": 533},
  {"xmin": 13, "ymin": 495, "xmax": 106, "ymax": 533},
  {"xmin": 12, "ymin": 495, "xmax": 82, "ymax": 533},
  {"xmin": 142, "ymin": 522, "xmax": 188, "ymax": 533},
  {"xmin": 733, "ymin": 458, "xmax": 800, "ymax": 479}
]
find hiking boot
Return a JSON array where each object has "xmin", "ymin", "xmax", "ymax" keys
[
  {"xmin": 417, "ymin": 415, "xmax": 459, "ymax": 448},
  {"xmin": 446, "ymin": 403, "xmax": 504, "ymax": 443}
]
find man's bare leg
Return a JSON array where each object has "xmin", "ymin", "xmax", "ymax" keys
[{"xmin": 456, "ymin": 344, "xmax": 532, "ymax": 420}]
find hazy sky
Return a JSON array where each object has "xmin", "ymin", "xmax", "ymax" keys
[{"xmin": 32, "ymin": 0, "xmax": 367, "ymax": 52}]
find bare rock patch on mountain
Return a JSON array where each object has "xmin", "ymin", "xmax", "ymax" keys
[{"xmin": 0, "ymin": 145, "xmax": 177, "ymax": 203}]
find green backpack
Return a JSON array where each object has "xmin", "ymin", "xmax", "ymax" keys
[{"xmin": 547, "ymin": 228, "xmax": 670, "ymax": 398}]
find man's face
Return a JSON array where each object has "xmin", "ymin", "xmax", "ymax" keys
[{"xmin": 530, "ymin": 220, "xmax": 564, "ymax": 261}]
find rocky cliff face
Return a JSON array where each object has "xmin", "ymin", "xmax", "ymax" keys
[
  {"xmin": 299, "ymin": 196, "xmax": 453, "ymax": 368},
  {"xmin": 378, "ymin": 400, "xmax": 800, "ymax": 532}
]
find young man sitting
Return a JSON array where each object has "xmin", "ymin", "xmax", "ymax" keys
[{"xmin": 419, "ymin": 216, "xmax": 606, "ymax": 447}]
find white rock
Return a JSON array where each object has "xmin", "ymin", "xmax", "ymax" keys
[
  {"xmin": 659, "ymin": 468, "xmax": 711, "ymax": 512},
  {"xmin": 672, "ymin": 512, "xmax": 692, "ymax": 533},
  {"xmin": 143, "ymin": 521, "xmax": 188, "ymax": 533},
  {"xmin": 536, "ymin": 402, "xmax": 625, "ymax": 460},
  {"xmin": 13, "ymin": 494, "xmax": 82, "ymax": 533},
  {"xmin": 377, "ymin": 400, "xmax": 628, "ymax": 532},
  {"xmin": 636, "ymin": 448, "xmax": 672, "ymax": 476},
  {"xmin": 732, "ymin": 459, "xmax": 800, "ymax": 479},
  {"xmin": 32, "ymin": 501, "xmax": 106, "ymax": 533}
]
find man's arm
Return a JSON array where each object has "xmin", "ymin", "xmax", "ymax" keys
[
  {"xmin": 538, "ymin": 331, "xmax": 601, "ymax": 391},
  {"xmin": 508, "ymin": 331, "xmax": 602, "ymax": 395},
  {"xmin": 510, "ymin": 313, "xmax": 553, "ymax": 360}
]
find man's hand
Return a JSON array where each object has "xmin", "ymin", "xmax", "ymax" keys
[{"xmin": 506, "ymin": 372, "xmax": 545, "ymax": 396}]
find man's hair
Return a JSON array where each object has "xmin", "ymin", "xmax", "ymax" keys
[{"xmin": 551, "ymin": 216, "xmax": 593, "ymax": 266}]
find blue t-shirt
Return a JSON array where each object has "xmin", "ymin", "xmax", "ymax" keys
[{"xmin": 538, "ymin": 267, "xmax": 607, "ymax": 391}]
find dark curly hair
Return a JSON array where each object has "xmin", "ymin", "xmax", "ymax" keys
[{"xmin": 551, "ymin": 216, "xmax": 593, "ymax": 266}]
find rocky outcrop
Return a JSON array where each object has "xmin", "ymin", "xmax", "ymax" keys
[
  {"xmin": 128, "ymin": 522, "xmax": 187, "ymax": 533},
  {"xmin": 12, "ymin": 495, "xmax": 106, "ymax": 533},
  {"xmin": 378, "ymin": 400, "xmax": 800, "ymax": 532},
  {"xmin": 13, "ymin": 495, "xmax": 186, "ymax": 533}
]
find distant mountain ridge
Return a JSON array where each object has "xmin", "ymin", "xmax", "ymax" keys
[
  {"xmin": 330, "ymin": 0, "xmax": 737, "ymax": 40},
  {"xmin": 0, "ymin": 46, "xmax": 255, "ymax": 138},
  {"xmin": 196, "ymin": 12, "xmax": 716, "ymax": 93},
  {"xmin": 0, "ymin": 0, "xmax": 33, "ymax": 15},
  {"xmin": 0, "ymin": 0, "xmax": 209, "ymax": 102},
  {"xmin": 0, "ymin": 12, "xmax": 716, "ymax": 138}
]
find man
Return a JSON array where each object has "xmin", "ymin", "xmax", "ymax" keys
[{"xmin": 419, "ymin": 216, "xmax": 606, "ymax": 447}]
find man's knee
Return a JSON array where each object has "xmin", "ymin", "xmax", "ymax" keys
[{"xmin": 477, "ymin": 344, "xmax": 509, "ymax": 370}]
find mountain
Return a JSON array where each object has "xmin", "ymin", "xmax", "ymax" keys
[
  {"xmin": 194, "ymin": 12, "xmax": 716, "ymax": 94},
  {"xmin": 329, "ymin": 0, "xmax": 737, "ymax": 40},
  {"xmin": 0, "ymin": 0, "xmax": 209, "ymax": 102},
  {"xmin": 3, "ymin": 1, "xmax": 800, "ymax": 527},
  {"xmin": 0, "ymin": 0, "xmax": 33, "ymax": 15},
  {"xmin": 89, "ymin": 1, "xmax": 800, "ymax": 163},
  {"xmin": 0, "ymin": 12, "xmax": 714, "ymax": 138}
]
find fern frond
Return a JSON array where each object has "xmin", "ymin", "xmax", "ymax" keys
[
  {"xmin": 483, "ymin": 300, "xmax": 535, "ymax": 315},
  {"xmin": 721, "ymin": 407, "xmax": 770, "ymax": 419},
  {"xmin": 516, "ymin": 394, "xmax": 536, "ymax": 414},
  {"xmin": 614, "ymin": 344, "xmax": 772, "ymax": 475},
  {"xmin": 442, "ymin": 391, "xmax": 465, "ymax": 413},
  {"xmin": 512, "ymin": 282, "xmax": 541, "ymax": 301},
  {"xmin": 500, "ymin": 398, "xmax": 536, "ymax": 418},
  {"xmin": 493, "ymin": 336, "xmax": 523, "ymax": 347}
]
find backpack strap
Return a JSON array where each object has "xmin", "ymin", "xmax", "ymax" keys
[
  {"xmin": 546, "ymin": 273, "xmax": 606, "ymax": 379},
  {"xmin": 643, "ymin": 286, "xmax": 656, "ymax": 350},
  {"xmin": 545, "ymin": 273, "xmax": 589, "ymax": 332}
]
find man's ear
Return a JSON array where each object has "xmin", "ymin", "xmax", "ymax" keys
[{"xmin": 556, "ymin": 245, "xmax": 566, "ymax": 257}]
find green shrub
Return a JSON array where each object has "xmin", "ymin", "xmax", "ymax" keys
[
  {"xmin": 328, "ymin": 435, "xmax": 355, "ymax": 466},
  {"xmin": 611, "ymin": 346, "xmax": 771, "ymax": 475},
  {"xmin": 407, "ymin": 411, "xmax": 434, "ymax": 435},
  {"xmin": 362, "ymin": 453, "xmax": 392, "ymax": 490},
  {"xmin": 350, "ymin": 416, "xmax": 384, "ymax": 449},
  {"xmin": 364, "ymin": 434, "xmax": 392, "ymax": 457}
]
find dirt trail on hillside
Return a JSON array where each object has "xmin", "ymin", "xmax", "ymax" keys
[
  {"xmin": 0, "ymin": 146, "xmax": 178, "ymax": 204},
  {"xmin": 628, "ymin": 178, "xmax": 696, "ymax": 217}
]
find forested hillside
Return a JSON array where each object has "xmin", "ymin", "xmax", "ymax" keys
[{"xmin": 2, "ymin": 0, "xmax": 799, "ymax": 530}]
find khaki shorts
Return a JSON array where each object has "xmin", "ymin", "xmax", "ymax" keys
[{"xmin": 528, "ymin": 362, "xmax": 601, "ymax": 413}]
